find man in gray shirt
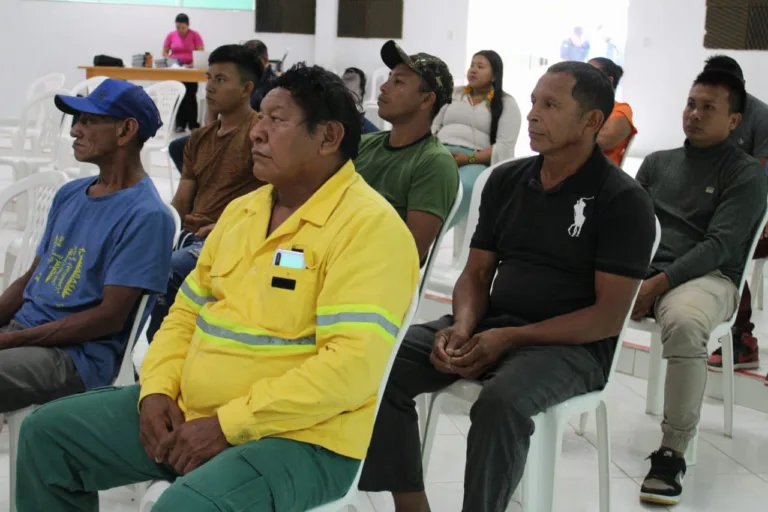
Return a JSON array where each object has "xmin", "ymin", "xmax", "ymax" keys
[
  {"xmin": 702, "ymin": 55, "xmax": 768, "ymax": 380},
  {"xmin": 634, "ymin": 70, "xmax": 767, "ymax": 506}
]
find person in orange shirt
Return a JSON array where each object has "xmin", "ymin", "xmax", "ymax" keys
[{"xmin": 590, "ymin": 57, "xmax": 637, "ymax": 166}]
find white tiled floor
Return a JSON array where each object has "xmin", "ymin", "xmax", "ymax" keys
[{"xmin": 3, "ymin": 372, "xmax": 768, "ymax": 511}]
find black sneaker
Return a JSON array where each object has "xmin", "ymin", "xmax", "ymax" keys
[{"xmin": 639, "ymin": 449, "xmax": 686, "ymax": 505}]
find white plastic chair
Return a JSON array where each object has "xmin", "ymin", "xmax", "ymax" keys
[
  {"xmin": 641, "ymin": 203, "xmax": 768, "ymax": 450},
  {"xmin": 366, "ymin": 67, "xmax": 389, "ymax": 103},
  {"xmin": 69, "ymin": 76, "xmax": 109, "ymax": 97},
  {"xmin": 139, "ymin": 288, "xmax": 422, "ymax": 512},
  {"xmin": 0, "ymin": 171, "xmax": 69, "ymax": 291},
  {"xmin": 0, "ymin": 73, "xmax": 66, "ymax": 141},
  {"xmin": 418, "ymin": 184, "xmax": 462, "ymax": 296},
  {"xmin": 141, "ymin": 81, "xmax": 186, "ymax": 192},
  {"xmin": 0, "ymin": 89, "xmax": 69, "ymax": 185},
  {"xmin": 418, "ymin": 218, "xmax": 661, "ymax": 512},
  {"xmin": 619, "ymin": 135, "xmax": 635, "ymax": 169},
  {"xmin": 422, "ymin": 158, "xmax": 517, "ymax": 301},
  {"xmin": 750, "ymin": 257, "xmax": 766, "ymax": 311}
]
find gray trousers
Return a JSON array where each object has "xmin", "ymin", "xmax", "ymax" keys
[
  {"xmin": 0, "ymin": 320, "xmax": 85, "ymax": 414},
  {"xmin": 358, "ymin": 315, "xmax": 607, "ymax": 512},
  {"xmin": 654, "ymin": 270, "xmax": 738, "ymax": 453}
]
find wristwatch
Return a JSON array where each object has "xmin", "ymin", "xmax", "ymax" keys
[{"xmin": 468, "ymin": 153, "xmax": 477, "ymax": 164}]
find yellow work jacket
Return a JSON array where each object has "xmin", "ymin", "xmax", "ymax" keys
[{"xmin": 139, "ymin": 161, "xmax": 419, "ymax": 459}]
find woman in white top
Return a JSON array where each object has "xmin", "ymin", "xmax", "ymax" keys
[{"xmin": 432, "ymin": 50, "xmax": 522, "ymax": 225}]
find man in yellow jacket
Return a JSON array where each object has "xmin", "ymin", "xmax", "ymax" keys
[{"xmin": 15, "ymin": 64, "xmax": 420, "ymax": 512}]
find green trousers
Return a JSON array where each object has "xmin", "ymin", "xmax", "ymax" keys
[{"xmin": 16, "ymin": 385, "xmax": 360, "ymax": 511}]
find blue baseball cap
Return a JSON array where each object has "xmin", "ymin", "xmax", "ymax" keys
[{"xmin": 55, "ymin": 79, "xmax": 163, "ymax": 141}]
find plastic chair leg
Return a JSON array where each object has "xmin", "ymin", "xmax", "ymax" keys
[
  {"xmin": 645, "ymin": 332, "xmax": 665, "ymax": 416},
  {"xmin": 721, "ymin": 330, "xmax": 734, "ymax": 438},
  {"xmin": 576, "ymin": 412, "xmax": 589, "ymax": 435},
  {"xmin": 595, "ymin": 401, "xmax": 611, "ymax": 512},
  {"xmin": 520, "ymin": 415, "xmax": 561, "ymax": 512},
  {"xmin": 452, "ymin": 220, "xmax": 467, "ymax": 265},
  {"xmin": 416, "ymin": 394, "xmax": 429, "ymax": 439},
  {"xmin": 420, "ymin": 392, "xmax": 445, "ymax": 477},
  {"xmin": 685, "ymin": 433, "xmax": 698, "ymax": 467}
]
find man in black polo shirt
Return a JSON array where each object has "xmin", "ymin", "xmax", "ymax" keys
[{"xmin": 358, "ymin": 62, "xmax": 656, "ymax": 512}]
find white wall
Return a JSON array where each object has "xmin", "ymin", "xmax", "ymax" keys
[
  {"xmin": 0, "ymin": 0, "xmax": 469, "ymax": 120},
  {"xmin": 0, "ymin": 0, "xmax": 313, "ymax": 119},
  {"xmin": 623, "ymin": 0, "xmax": 768, "ymax": 155},
  {"xmin": 332, "ymin": 0, "xmax": 470, "ymax": 93}
]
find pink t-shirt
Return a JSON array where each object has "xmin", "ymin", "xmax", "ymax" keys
[{"xmin": 163, "ymin": 29, "xmax": 204, "ymax": 65}]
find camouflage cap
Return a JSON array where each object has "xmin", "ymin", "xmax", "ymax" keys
[{"xmin": 380, "ymin": 40, "xmax": 454, "ymax": 109}]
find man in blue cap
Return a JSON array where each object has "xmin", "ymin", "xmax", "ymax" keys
[{"xmin": 0, "ymin": 79, "xmax": 175, "ymax": 413}]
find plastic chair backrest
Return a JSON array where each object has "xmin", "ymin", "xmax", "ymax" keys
[
  {"xmin": 167, "ymin": 202, "xmax": 182, "ymax": 249},
  {"xmin": 606, "ymin": 216, "xmax": 662, "ymax": 380},
  {"xmin": 619, "ymin": 134, "xmax": 635, "ymax": 169},
  {"xmin": 729, "ymin": 198, "xmax": 768, "ymax": 316},
  {"xmin": 2, "ymin": 172, "xmax": 70, "ymax": 282},
  {"xmin": 113, "ymin": 202, "xmax": 181, "ymax": 387},
  {"xmin": 367, "ymin": 67, "xmax": 390, "ymax": 102},
  {"xmin": 320, "ymin": 288, "xmax": 420, "ymax": 509},
  {"xmin": 13, "ymin": 89, "xmax": 68, "ymax": 157},
  {"xmin": 420, "ymin": 183, "xmax": 463, "ymax": 297},
  {"xmin": 26, "ymin": 73, "xmax": 66, "ymax": 102},
  {"xmin": 455, "ymin": 157, "xmax": 522, "ymax": 270},
  {"xmin": 144, "ymin": 81, "xmax": 186, "ymax": 145},
  {"xmin": 70, "ymin": 76, "xmax": 109, "ymax": 97}
]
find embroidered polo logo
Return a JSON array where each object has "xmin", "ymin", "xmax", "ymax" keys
[
  {"xmin": 705, "ymin": 186, "xmax": 714, "ymax": 194},
  {"xmin": 568, "ymin": 197, "xmax": 594, "ymax": 238}
]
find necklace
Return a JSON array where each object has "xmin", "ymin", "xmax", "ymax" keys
[{"xmin": 464, "ymin": 85, "xmax": 494, "ymax": 110}]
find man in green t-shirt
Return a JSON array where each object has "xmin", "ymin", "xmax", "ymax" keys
[{"xmin": 354, "ymin": 40, "xmax": 460, "ymax": 262}]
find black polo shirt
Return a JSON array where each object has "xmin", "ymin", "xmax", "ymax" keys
[{"xmin": 471, "ymin": 146, "xmax": 655, "ymax": 372}]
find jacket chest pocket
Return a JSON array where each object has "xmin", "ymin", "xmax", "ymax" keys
[{"xmin": 257, "ymin": 265, "xmax": 319, "ymax": 334}]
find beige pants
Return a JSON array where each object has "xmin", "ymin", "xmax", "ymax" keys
[{"xmin": 654, "ymin": 270, "xmax": 739, "ymax": 453}]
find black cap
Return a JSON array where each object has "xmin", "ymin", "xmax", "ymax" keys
[{"xmin": 381, "ymin": 40, "xmax": 454, "ymax": 110}]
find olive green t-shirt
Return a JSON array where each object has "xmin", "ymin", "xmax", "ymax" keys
[{"xmin": 354, "ymin": 132, "xmax": 459, "ymax": 222}]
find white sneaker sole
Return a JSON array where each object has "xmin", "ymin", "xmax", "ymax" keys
[{"xmin": 639, "ymin": 491, "xmax": 681, "ymax": 506}]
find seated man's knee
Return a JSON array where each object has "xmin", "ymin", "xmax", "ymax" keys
[
  {"xmin": 471, "ymin": 382, "xmax": 534, "ymax": 437},
  {"xmin": 152, "ymin": 482, "xmax": 217, "ymax": 512},
  {"xmin": 658, "ymin": 304, "xmax": 711, "ymax": 357}
]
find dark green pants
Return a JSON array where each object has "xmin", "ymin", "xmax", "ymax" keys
[{"xmin": 16, "ymin": 385, "xmax": 360, "ymax": 511}]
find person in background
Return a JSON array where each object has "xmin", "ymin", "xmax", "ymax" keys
[
  {"xmin": 14, "ymin": 64, "xmax": 419, "ymax": 512},
  {"xmin": 354, "ymin": 41, "xmax": 459, "ymax": 263},
  {"xmin": 146, "ymin": 45, "xmax": 265, "ymax": 343},
  {"xmin": 702, "ymin": 55, "xmax": 768, "ymax": 384},
  {"xmin": 634, "ymin": 70, "xmax": 766, "ymax": 505},
  {"xmin": 359, "ymin": 61, "xmax": 655, "ymax": 512},
  {"xmin": 167, "ymin": 40, "xmax": 276, "ymax": 173},
  {"xmin": 341, "ymin": 67, "xmax": 380, "ymax": 134},
  {"xmin": 163, "ymin": 13, "xmax": 204, "ymax": 133},
  {"xmin": 589, "ymin": 57, "xmax": 637, "ymax": 166},
  {"xmin": 560, "ymin": 26, "xmax": 591, "ymax": 62},
  {"xmin": 244, "ymin": 39, "xmax": 278, "ymax": 111},
  {"xmin": 0, "ymin": 79, "xmax": 174, "ymax": 414},
  {"xmin": 432, "ymin": 50, "xmax": 521, "ymax": 227}
]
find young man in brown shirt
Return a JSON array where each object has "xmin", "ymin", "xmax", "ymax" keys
[{"xmin": 146, "ymin": 44, "xmax": 265, "ymax": 341}]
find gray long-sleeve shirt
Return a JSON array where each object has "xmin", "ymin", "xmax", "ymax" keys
[{"xmin": 636, "ymin": 140, "xmax": 767, "ymax": 288}]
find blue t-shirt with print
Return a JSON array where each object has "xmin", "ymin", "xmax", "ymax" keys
[{"xmin": 14, "ymin": 176, "xmax": 174, "ymax": 389}]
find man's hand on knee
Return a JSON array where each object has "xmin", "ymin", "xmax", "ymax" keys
[
  {"xmin": 430, "ymin": 325, "xmax": 471, "ymax": 373},
  {"xmin": 139, "ymin": 394, "xmax": 185, "ymax": 463},
  {"xmin": 158, "ymin": 416, "xmax": 230, "ymax": 475},
  {"xmin": 451, "ymin": 329, "xmax": 510, "ymax": 379}
]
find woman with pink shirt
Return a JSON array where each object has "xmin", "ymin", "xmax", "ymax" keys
[{"xmin": 163, "ymin": 13, "xmax": 204, "ymax": 132}]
